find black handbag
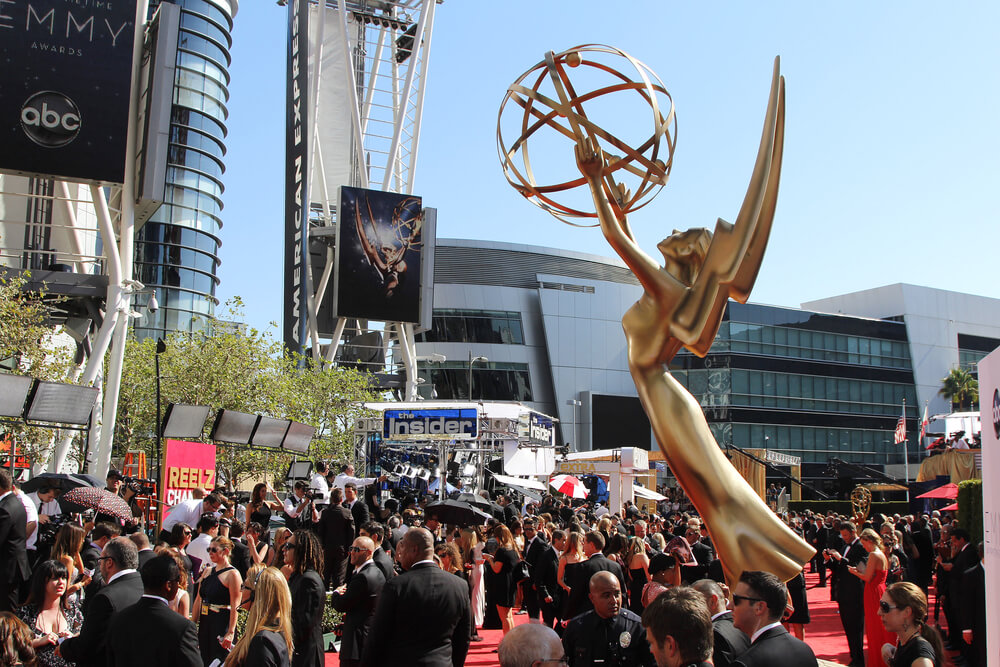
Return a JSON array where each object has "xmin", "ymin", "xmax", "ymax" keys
[{"xmin": 513, "ymin": 559, "xmax": 531, "ymax": 584}]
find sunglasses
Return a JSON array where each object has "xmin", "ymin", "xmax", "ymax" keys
[
  {"xmin": 878, "ymin": 601, "xmax": 901, "ymax": 614},
  {"xmin": 283, "ymin": 543, "xmax": 296, "ymax": 551},
  {"xmin": 732, "ymin": 594, "xmax": 765, "ymax": 605},
  {"xmin": 348, "ymin": 546, "xmax": 370, "ymax": 553},
  {"xmin": 208, "ymin": 547, "xmax": 227, "ymax": 554}
]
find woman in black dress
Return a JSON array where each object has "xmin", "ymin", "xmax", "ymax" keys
[
  {"xmin": 284, "ymin": 530, "xmax": 325, "ymax": 667},
  {"xmin": 877, "ymin": 581, "xmax": 944, "ymax": 667},
  {"xmin": 193, "ymin": 536, "xmax": 243, "ymax": 666},
  {"xmin": 224, "ymin": 567, "xmax": 293, "ymax": 667},
  {"xmin": 783, "ymin": 569, "xmax": 809, "ymax": 640},
  {"xmin": 482, "ymin": 524, "xmax": 520, "ymax": 636},
  {"xmin": 623, "ymin": 537, "xmax": 650, "ymax": 615},
  {"xmin": 246, "ymin": 483, "xmax": 283, "ymax": 544}
]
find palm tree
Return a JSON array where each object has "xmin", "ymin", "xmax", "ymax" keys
[{"xmin": 939, "ymin": 368, "xmax": 979, "ymax": 410}]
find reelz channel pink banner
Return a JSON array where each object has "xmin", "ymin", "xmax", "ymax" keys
[{"xmin": 162, "ymin": 439, "xmax": 217, "ymax": 507}]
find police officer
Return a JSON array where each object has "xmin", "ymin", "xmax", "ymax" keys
[{"xmin": 562, "ymin": 571, "xmax": 654, "ymax": 667}]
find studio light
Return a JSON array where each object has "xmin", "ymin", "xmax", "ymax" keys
[
  {"xmin": 161, "ymin": 404, "xmax": 211, "ymax": 439},
  {"xmin": 0, "ymin": 375, "xmax": 34, "ymax": 418},
  {"xmin": 210, "ymin": 409, "xmax": 258, "ymax": 445},
  {"xmin": 251, "ymin": 416, "xmax": 291, "ymax": 449},
  {"xmin": 26, "ymin": 382, "xmax": 99, "ymax": 425},
  {"xmin": 281, "ymin": 421, "xmax": 316, "ymax": 454}
]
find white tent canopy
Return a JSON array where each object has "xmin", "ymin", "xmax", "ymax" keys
[{"xmin": 633, "ymin": 484, "xmax": 667, "ymax": 501}]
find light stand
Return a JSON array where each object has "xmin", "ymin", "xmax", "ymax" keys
[{"xmin": 155, "ymin": 338, "xmax": 166, "ymax": 485}]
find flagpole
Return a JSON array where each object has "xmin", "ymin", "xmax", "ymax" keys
[{"xmin": 902, "ymin": 399, "xmax": 910, "ymax": 504}]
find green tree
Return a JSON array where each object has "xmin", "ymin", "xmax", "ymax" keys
[
  {"xmin": 0, "ymin": 272, "xmax": 81, "ymax": 467},
  {"xmin": 939, "ymin": 368, "xmax": 979, "ymax": 410},
  {"xmin": 115, "ymin": 300, "xmax": 376, "ymax": 488}
]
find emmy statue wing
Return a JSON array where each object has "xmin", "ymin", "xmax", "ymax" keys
[
  {"xmin": 671, "ymin": 58, "xmax": 785, "ymax": 357},
  {"xmin": 727, "ymin": 58, "xmax": 785, "ymax": 304}
]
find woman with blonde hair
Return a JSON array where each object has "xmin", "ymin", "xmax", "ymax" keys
[
  {"xmin": 849, "ymin": 528, "xmax": 893, "ymax": 666},
  {"xmin": 225, "ymin": 567, "xmax": 293, "ymax": 667},
  {"xmin": 239, "ymin": 563, "xmax": 266, "ymax": 612},
  {"xmin": 482, "ymin": 524, "xmax": 519, "ymax": 635},
  {"xmin": 270, "ymin": 527, "xmax": 294, "ymax": 579},
  {"xmin": 458, "ymin": 527, "xmax": 485, "ymax": 641},
  {"xmin": 49, "ymin": 524, "xmax": 90, "ymax": 606},
  {"xmin": 877, "ymin": 582, "xmax": 944, "ymax": 667},
  {"xmin": 557, "ymin": 531, "xmax": 586, "ymax": 619},
  {"xmin": 624, "ymin": 536, "xmax": 651, "ymax": 614}
]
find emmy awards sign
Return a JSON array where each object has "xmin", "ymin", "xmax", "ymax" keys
[{"xmin": 498, "ymin": 45, "xmax": 814, "ymax": 584}]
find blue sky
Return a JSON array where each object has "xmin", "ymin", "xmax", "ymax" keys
[{"xmin": 219, "ymin": 2, "xmax": 999, "ymax": 334}]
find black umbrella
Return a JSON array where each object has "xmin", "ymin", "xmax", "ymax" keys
[
  {"xmin": 456, "ymin": 493, "xmax": 492, "ymax": 511},
  {"xmin": 424, "ymin": 499, "xmax": 491, "ymax": 527},
  {"xmin": 20, "ymin": 472, "xmax": 103, "ymax": 494}
]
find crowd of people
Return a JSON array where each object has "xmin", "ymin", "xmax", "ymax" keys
[{"xmin": 0, "ymin": 463, "xmax": 988, "ymax": 667}]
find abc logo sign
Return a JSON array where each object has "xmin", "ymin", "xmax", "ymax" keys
[{"xmin": 20, "ymin": 91, "xmax": 82, "ymax": 148}]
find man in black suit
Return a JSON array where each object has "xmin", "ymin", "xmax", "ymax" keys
[
  {"xmin": 0, "ymin": 471, "xmax": 31, "ymax": 612},
  {"xmin": 807, "ymin": 517, "xmax": 830, "ymax": 586},
  {"xmin": 909, "ymin": 515, "xmax": 934, "ymax": 591},
  {"xmin": 642, "ymin": 586, "xmax": 714, "ymax": 667},
  {"xmin": 692, "ymin": 579, "xmax": 749, "ymax": 667},
  {"xmin": 108, "ymin": 553, "xmax": 200, "ymax": 667},
  {"xmin": 358, "ymin": 522, "xmax": 395, "ymax": 582},
  {"xmin": 940, "ymin": 527, "xmax": 977, "ymax": 653},
  {"xmin": 684, "ymin": 526, "xmax": 713, "ymax": 583},
  {"xmin": 500, "ymin": 495, "xmax": 518, "ymax": 527},
  {"xmin": 731, "ymin": 570, "xmax": 817, "ymax": 667},
  {"xmin": 128, "ymin": 531, "xmax": 157, "ymax": 570},
  {"xmin": 363, "ymin": 527, "xmax": 470, "ymax": 667},
  {"xmin": 59, "ymin": 536, "xmax": 144, "ymax": 667},
  {"xmin": 564, "ymin": 531, "xmax": 627, "ymax": 621},
  {"xmin": 534, "ymin": 528, "xmax": 563, "ymax": 630},
  {"xmin": 960, "ymin": 543, "xmax": 986, "ymax": 667},
  {"xmin": 387, "ymin": 515, "xmax": 407, "ymax": 552},
  {"xmin": 316, "ymin": 486, "xmax": 355, "ymax": 588},
  {"xmin": 823, "ymin": 522, "xmax": 866, "ymax": 667},
  {"xmin": 80, "ymin": 521, "xmax": 121, "ymax": 611},
  {"xmin": 344, "ymin": 483, "xmax": 369, "ymax": 528},
  {"xmin": 522, "ymin": 517, "xmax": 546, "ymax": 620},
  {"xmin": 330, "ymin": 536, "xmax": 386, "ymax": 667}
]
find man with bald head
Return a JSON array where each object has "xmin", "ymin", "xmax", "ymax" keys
[
  {"xmin": 330, "ymin": 536, "xmax": 385, "ymax": 667},
  {"xmin": 562, "ymin": 571, "xmax": 653, "ymax": 666},
  {"xmin": 362, "ymin": 527, "xmax": 470, "ymax": 666},
  {"xmin": 499, "ymin": 623, "xmax": 565, "ymax": 667}
]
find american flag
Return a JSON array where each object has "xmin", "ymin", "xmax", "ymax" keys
[{"xmin": 894, "ymin": 407, "xmax": 907, "ymax": 445}]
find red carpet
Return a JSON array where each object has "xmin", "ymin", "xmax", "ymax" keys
[{"xmin": 325, "ymin": 570, "xmax": 958, "ymax": 666}]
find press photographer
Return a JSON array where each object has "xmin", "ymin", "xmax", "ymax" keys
[{"xmin": 282, "ymin": 480, "xmax": 320, "ymax": 531}]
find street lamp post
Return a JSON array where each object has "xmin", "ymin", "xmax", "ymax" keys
[
  {"xmin": 467, "ymin": 352, "xmax": 488, "ymax": 400},
  {"xmin": 154, "ymin": 338, "xmax": 166, "ymax": 483}
]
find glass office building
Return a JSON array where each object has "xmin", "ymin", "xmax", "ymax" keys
[
  {"xmin": 134, "ymin": 0, "xmax": 237, "ymax": 340},
  {"xmin": 668, "ymin": 302, "xmax": 917, "ymax": 469}
]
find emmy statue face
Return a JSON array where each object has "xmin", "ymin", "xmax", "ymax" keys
[{"xmin": 657, "ymin": 228, "xmax": 713, "ymax": 286}]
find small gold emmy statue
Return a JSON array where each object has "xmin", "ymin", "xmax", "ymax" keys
[{"xmin": 498, "ymin": 45, "xmax": 814, "ymax": 584}]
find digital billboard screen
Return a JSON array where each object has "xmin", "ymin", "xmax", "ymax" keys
[
  {"xmin": 0, "ymin": 1, "xmax": 137, "ymax": 184},
  {"xmin": 334, "ymin": 186, "xmax": 424, "ymax": 324}
]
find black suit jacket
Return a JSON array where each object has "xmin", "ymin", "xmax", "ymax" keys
[
  {"xmin": 691, "ymin": 540, "xmax": 714, "ymax": 566},
  {"xmin": 372, "ymin": 546, "xmax": 396, "ymax": 581},
  {"xmin": 80, "ymin": 542, "xmax": 104, "ymax": 611},
  {"xmin": 245, "ymin": 629, "xmax": 291, "ymax": 667},
  {"xmin": 948, "ymin": 544, "xmax": 978, "ymax": 599},
  {"xmin": 289, "ymin": 570, "xmax": 325, "ymax": 667},
  {"xmin": 0, "ymin": 493, "xmax": 30, "ymax": 596},
  {"xmin": 330, "ymin": 561, "xmax": 386, "ymax": 661},
  {"xmin": 108, "ymin": 595, "xmax": 201, "ymax": 667},
  {"xmin": 830, "ymin": 538, "xmax": 866, "ymax": 607},
  {"xmin": 349, "ymin": 499, "xmax": 370, "ymax": 528},
  {"xmin": 230, "ymin": 539, "xmax": 251, "ymax": 578},
  {"xmin": 734, "ymin": 624, "xmax": 818, "ymax": 667},
  {"xmin": 362, "ymin": 561, "xmax": 471, "ymax": 667},
  {"xmin": 60, "ymin": 570, "xmax": 144, "ymax": 667},
  {"xmin": 524, "ymin": 536, "xmax": 547, "ymax": 589},
  {"xmin": 532, "ymin": 540, "xmax": 560, "ymax": 602},
  {"xmin": 564, "ymin": 553, "xmax": 627, "ymax": 620},
  {"xmin": 712, "ymin": 611, "xmax": 750, "ymax": 667},
  {"xmin": 137, "ymin": 548, "xmax": 157, "ymax": 570},
  {"xmin": 316, "ymin": 504, "xmax": 355, "ymax": 553}
]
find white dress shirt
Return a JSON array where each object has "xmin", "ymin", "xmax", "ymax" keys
[
  {"xmin": 309, "ymin": 473, "xmax": 330, "ymax": 505},
  {"xmin": 18, "ymin": 492, "xmax": 39, "ymax": 550},
  {"xmin": 332, "ymin": 472, "xmax": 377, "ymax": 490}
]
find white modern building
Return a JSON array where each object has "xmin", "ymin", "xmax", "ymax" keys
[{"xmin": 804, "ymin": 284, "xmax": 1000, "ymax": 418}]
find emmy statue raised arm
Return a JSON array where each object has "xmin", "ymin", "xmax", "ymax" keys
[{"xmin": 498, "ymin": 48, "xmax": 813, "ymax": 584}]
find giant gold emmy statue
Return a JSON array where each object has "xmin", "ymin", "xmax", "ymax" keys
[{"xmin": 498, "ymin": 45, "xmax": 814, "ymax": 584}]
